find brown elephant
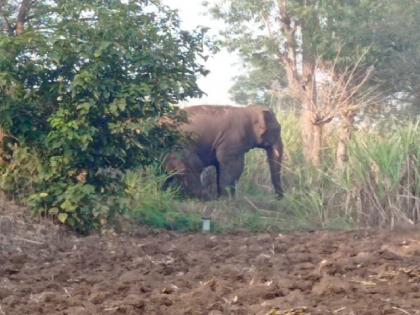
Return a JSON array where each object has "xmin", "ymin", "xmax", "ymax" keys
[
  {"xmin": 163, "ymin": 150, "xmax": 207, "ymax": 199},
  {"xmin": 164, "ymin": 105, "xmax": 284, "ymax": 199}
]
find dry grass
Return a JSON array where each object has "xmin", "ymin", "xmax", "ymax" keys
[{"xmin": 175, "ymin": 114, "xmax": 419, "ymax": 232}]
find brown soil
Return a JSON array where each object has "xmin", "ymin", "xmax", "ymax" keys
[{"xmin": 1, "ymin": 202, "xmax": 420, "ymax": 314}]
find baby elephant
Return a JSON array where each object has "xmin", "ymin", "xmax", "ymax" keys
[{"xmin": 163, "ymin": 151, "xmax": 216, "ymax": 200}]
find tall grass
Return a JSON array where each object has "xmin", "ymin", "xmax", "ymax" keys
[
  {"xmin": 342, "ymin": 121, "xmax": 420, "ymax": 227},
  {"xmin": 234, "ymin": 113, "xmax": 420, "ymax": 230},
  {"xmin": 122, "ymin": 168, "xmax": 201, "ymax": 231}
]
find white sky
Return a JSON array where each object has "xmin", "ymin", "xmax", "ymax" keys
[{"xmin": 162, "ymin": 0, "xmax": 240, "ymax": 105}]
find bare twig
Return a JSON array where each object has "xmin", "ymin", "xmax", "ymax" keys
[
  {"xmin": 392, "ymin": 306, "xmax": 412, "ymax": 315},
  {"xmin": 244, "ymin": 196, "xmax": 260, "ymax": 212},
  {"xmin": 333, "ymin": 307, "xmax": 346, "ymax": 313},
  {"xmin": 14, "ymin": 236, "xmax": 44, "ymax": 245}
]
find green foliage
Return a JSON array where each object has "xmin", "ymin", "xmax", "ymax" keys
[
  {"xmin": 0, "ymin": 146, "xmax": 42, "ymax": 199},
  {"xmin": 364, "ymin": 1, "xmax": 420, "ymax": 107},
  {"xmin": 122, "ymin": 169, "xmax": 201, "ymax": 231},
  {"xmin": 209, "ymin": 0, "xmax": 420, "ymax": 113},
  {"xmin": 0, "ymin": 0, "xmax": 209, "ymax": 233},
  {"xmin": 342, "ymin": 121, "xmax": 420, "ymax": 226},
  {"xmin": 228, "ymin": 50, "xmax": 287, "ymax": 107}
]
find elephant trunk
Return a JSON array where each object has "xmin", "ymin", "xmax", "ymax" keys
[{"xmin": 266, "ymin": 141, "xmax": 284, "ymax": 198}]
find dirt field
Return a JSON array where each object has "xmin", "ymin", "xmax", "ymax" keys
[{"xmin": 1, "ymin": 204, "xmax": 420, "ymax": 315}]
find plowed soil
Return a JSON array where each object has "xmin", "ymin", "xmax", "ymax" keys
[{"xmin": 1, "ymin": 204, "xmax": 420, "ymax": 315}]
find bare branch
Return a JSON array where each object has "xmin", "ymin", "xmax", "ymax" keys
[
  {"xmin": 314, "ymin": 45, "xmax": 382, "ymax": 127},
  {"xmin": 261, "ymin": 12, "xmax": 274, "ymax": 39},
  {"xmin": 16, "ymin": 0, "xmax": 34, "ymax": 35}
]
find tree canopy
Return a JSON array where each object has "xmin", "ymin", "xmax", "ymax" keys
[
  {"xmin": 208, "ymin": 0, "xmax": 420, "ymax": 166},
  {"xmin": 209, "ymin": 0, "xmax": 420, "ymax": 113}
]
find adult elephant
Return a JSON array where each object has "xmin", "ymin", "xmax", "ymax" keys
[{"xmin": 165, "ymin": 105, "xmax": 284, "ymax": 199}]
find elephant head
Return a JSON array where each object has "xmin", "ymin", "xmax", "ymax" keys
[{"xmin": 252, "ymin": 106, "xmax": 284, "ymax": 198}]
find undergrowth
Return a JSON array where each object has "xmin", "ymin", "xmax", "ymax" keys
[
  {"xmin": 1, "ymin": 112, "xmax": 418, "ymax": 233},
  {"xmin": 121, "ymin": 169, "xmax": 201, "ymax": 232},
  {"xmin": 232, "ymin": 114, "xmax": 420, "ymax": 230}
]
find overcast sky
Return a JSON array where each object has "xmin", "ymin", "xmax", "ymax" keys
[{"xmin": 162, "ymin": 0, "xmax": 240, "ymax": 105}]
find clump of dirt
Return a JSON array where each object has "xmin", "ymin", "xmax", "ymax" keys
[{"xmin": 1, "ymin": 198, "xmax": 420, "ymax": 315}]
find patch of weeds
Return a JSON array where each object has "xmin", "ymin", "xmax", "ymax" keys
[{"xmin": 122, "ymin": 168, "xmax": 201, "ymax": 232}]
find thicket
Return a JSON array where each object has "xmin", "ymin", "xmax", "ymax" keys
[{"xmin": 0, "ymin": 0, "xmax": 208, "ymax": 233}]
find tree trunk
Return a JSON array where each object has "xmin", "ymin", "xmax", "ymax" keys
[
  {"xmin": 312, "ymin": 123, "xmax": 323, "ymax": 167},
  {"xmin": 16, "ymin": 0, "xmax": 32, "ymax": 35},
  {"xmin": 280, "ymin": 24, "xmax": 322, "ymax": 166},
  {"xmin": 336, "ymin": 113, "xmax": 355, "ymax": 169},
  {"xmin": 277, "ymin": 0, "xmax": 324, "ymax": 167},
  {"xmin": 301, "ymin": 25, "xmax": 320, "ymax": 166},
  {"xmin": 336, "ymin": 138, "xmax": 347, "ymax": 169},
  {"xmin": 301, "ymin": 108, "xmax": 314, "ymax": 163}
]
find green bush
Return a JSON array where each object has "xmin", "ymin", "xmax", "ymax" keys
[
  {"xmin": 121, "ymin": 169, "xmax": 201, "ymax": 231},
  {"xmin": 0, "ymin": 1, "xmax": 208, "ymax": 233},
  {"xmin": 0, "ymin": 146, "xmax": 42, "ymax": 199}
]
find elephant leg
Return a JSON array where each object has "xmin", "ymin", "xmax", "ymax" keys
[
  {"xmin": 216, "ymin": 154, "xmax": 245, "ymax": 198},
  {"xmin": 200, "ymin": 166, "xmax": 218, "ymax": 200},
  {"xmin": 179, "ymin": 152, "xmax": 205, "ymax": 199}
]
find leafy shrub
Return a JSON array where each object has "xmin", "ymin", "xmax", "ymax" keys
[
  {"xmin": 122, "ymin": 169, "xmax": 201, "ymax": 231},
  {"xmin": 0, "ymin": 1, "xmax": 208, "ymax": 232},
  {"xmin": 0, "ymin": 146, "xmax": 42, "ymax": 199}
]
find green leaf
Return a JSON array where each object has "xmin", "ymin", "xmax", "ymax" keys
[
  {"xmin": 94, "ymin": 41, "xmax": 112, "ymax": 58},
  {"xmin": 60, "ymin": 199, "xmax": 77, "ymax": 212},
  {"xmin": 76, "ymin": 102, "xmax": 91, "ymax": 114},
  {"xmin": 58, "ymin": 213, "xmax": 68, "ymax": 223},
  {"xmin": 49, "ymin": 207, "xmax": 59, "ymax": 215}
]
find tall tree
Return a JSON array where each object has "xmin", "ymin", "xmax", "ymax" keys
[{"xmin": 209, "ymin": 0, "xmax": 420, "ymax": 165}]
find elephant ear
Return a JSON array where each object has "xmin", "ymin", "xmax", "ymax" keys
[{"xmin": 255, "ymin": 108, "xmax": 280, "ymax": 143}]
